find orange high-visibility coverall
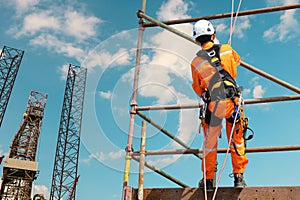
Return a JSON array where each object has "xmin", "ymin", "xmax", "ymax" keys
[{"xmin": 191, "ymin": 41, "xmax": 248, "ymax": 179}]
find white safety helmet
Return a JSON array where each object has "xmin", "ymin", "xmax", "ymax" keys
[{"xmin": 193, "ymin": 19, "xmax": 215, "ymax": 39}]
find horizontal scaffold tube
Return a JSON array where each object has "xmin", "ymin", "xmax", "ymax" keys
[
  {"xmin": 141, "ymin": 4, "xmax": 300, "ymax": 27},
  {"xmin": 136, "ymin": 111, "xmax": 202, "ymax": 159},
  {"xmin": 240, "ymin": 61, "xmax": 300, "ymax": 94},
  {"xmin": 131, "ymin": 145, "xmax": 300, "ymax": 156},
  {"xmin": 135, "ymin": 95, "xmax": 300, "ymax": 111},
  {"xmin": 137, "ymin": 9, "xmax": 300, "ymax": 95}
]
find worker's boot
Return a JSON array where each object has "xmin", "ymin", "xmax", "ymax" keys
[
  {"xmin": 234, "ymin": 173, "xmax": 246, "ymax": 188},
  {"xmin": 199, "ymin": 178, "xmax": 214, "ymax": 191}
]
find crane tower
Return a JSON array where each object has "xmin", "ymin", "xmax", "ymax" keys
[
  {"xmin": 0, "ymin": 90, "xmax": 48, "ymax": 200},
  {"xmin": 0, "ymin": 46, "xmax": 24, "ymax": 127},
  {"xmin": 50, "ymin": 64, "xmax": 87, "ymax": 200}
]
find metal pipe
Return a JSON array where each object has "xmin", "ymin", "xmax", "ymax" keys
[
  {"xmin": 138, "ymin": 121, "xmax": 146, "ymax": 200},
  {"xmin": 137, "ymin": 11, "xmax": 300, "ymax": 96},
  {"xmin": 142, "ymin": 4, "xmax": 300, "ymax": 27},
  {"xmin": 136, "ymin": 111, "xmax": 202, "ymax": 159},
  {"xmin": 131, "ymin": 145, "xmax": 300, "ymax": 156},
  {"xmin": 122, "ymin": 155, "xmax": 132, "ymax": 200},
  {"xmin": 244, "ymin": 95, "xmax": 300, "ymax": 105},
  {"xmin": 126, "ymin": 23, "xmax": 145, "ymax": 153},
  {"xmin": 122, "ymin": 0, "xmax": 147, "ymax": 200},
  {"xmin": 136, "ymin": 102, "xmax": 204, "ymax": 111},
  {"xmin": 135, "ymin": 95, "xmax": 300, "ymax": 111},
  {"xmin": 240, "ymin": 61, "xmax": 300, "ymax": 94},
  {"xmin": 132, "ymin": 155, "xmax": 189, "ymax": 188},
  {"xmin": 137, "ymin": 10, "xmax": 196, "ymax": 44}
]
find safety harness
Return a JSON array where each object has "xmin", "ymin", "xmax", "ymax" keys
[
  {"xmin": 232, "ymin": 104, "xmax": 254, "ymax": 156},
  {"xmin": 196, "ymin": 44, "xmax": 240, "ymax": 102},
  {"xmin": 197, "ymin": 44, "xmax": 241, "ymax": 127},
  {"xmin": 197, "ymin": 44, "xmax": 254, "ymax": 155}
]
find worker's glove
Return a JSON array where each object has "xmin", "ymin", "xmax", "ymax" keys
[
  {"xmin": 232, "ymin": 105, "xmax": 240, "ymax": 119},
  {"xmin": 228, "ymin": 105, "xmax": 240, "ymax": 123}
]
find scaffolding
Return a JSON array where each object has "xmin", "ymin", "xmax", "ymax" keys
[{"xmin": 122, "ymin": 1, "xmax": 300, "ymax": 200}]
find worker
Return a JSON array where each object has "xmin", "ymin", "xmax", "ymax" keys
[{"xmin": 190, "ymin": 19, "xmax": 248, "ymax": 191}]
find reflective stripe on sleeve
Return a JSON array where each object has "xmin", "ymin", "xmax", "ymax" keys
[
  {"xmin": 220, "ymin": 50, "xmax": 232, "ymax": 57},
  {"xmin": 195, "ymin": 60, "xmax": 208, "ymax": 71}
]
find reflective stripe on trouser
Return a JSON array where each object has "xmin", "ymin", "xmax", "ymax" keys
[
  {"xmin": 226, "ymin": 120, "xmax": 248, "ymax": 174},
  {"xmin": 201, "ymin": 98, "xmax": 248, "ymax": 179},
  {"xmin": 201, "ymin": 123, "xmax": 221, "ymax": 179}
]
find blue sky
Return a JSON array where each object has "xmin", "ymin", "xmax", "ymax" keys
[{"xmin": 0, "ymin": 0, "xmax": 300, "ymax": 199}]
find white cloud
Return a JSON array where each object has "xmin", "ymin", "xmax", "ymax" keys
[
  {"xmin": 266, "ymin": 0, "xmax": 299, "ymax": 7},
  {"xmin": 30, "ymin": 34, "xmax": 85, "ymax": 59},
  {"xmin": 64, "ymin": 10, "xmax": 101, "ymax": 40},
  {"xmin": 57, "ymin": 64, "xmax": 69, "ymax": 80},
  {"xmin": 148, "ymin": 155, "xmax": 181, "ymax": 168},
  {"xmin": 10, "ymin": 4, "xmax": 102, "ymax": 40},
  {"xmin": 215, "ymin": 23, "xmax": 227, "ymax": 34},
  {"xmin": 15, "ymin": 11, "xmax": 60, "ymax": 38},
  {"xmin": 5, "ymin": 0, "xmax": 40, "ymax": 14},
  {"xmin": 157, "ymin": 0, "xmax": 190, "ymax": 21},
  {"xmin": 248, "ymin": 77, "xmax": 266, "ymax": 98},
  {"xmin": 263, "ymin": 0, "xmax": 300, "ymax": 42},
  {"xmin": 250, "ymin": 76, "xmax": 260, "ymax": 85},
  {"xmin": 135, "ymin": 23, "xmax": 197, "ymax": 105},
  {"xmin": 99, "ymin": 91, "xmax": 112, "ymax": 99},
  {"xmin": 31, "ymin": 184, "xmax": 49, "ymax": 200},
  {"xmin": 242, "ymin": 88, "xmax": 251, "ymax": 97},
  {"xmin": 253, "ymin": 85, "xmax": 265, "ymax": 98},
  {"xmin": 83, "ymin": 48, "xmax": 131, "ymax": 71},
  {"xmin": 82, "ymin": 150, "xmax": 124, "ymax": 163},
  {"xmin": 234, "ymin": 16, "xmax": 251, "ymax": 39},
  {"xmin": 173, "ymin": 93, "xmax": 198, "ymax": 148}
]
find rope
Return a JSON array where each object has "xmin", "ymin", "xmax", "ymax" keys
[
  {"xmin": 211, "ymin": 97, "xmax": 243, "ymax": 200},
  {"xmin": 228, "ymin": 0, "xmax": 234, "ymax": 45},
  {"xmin": 202, "ymin": 101, "xmax": 219, "ymax": 200},
  {"xmin": 203, "ymin": 149, "xmax": 208, "ymax": 200},
  {"xmin": 228, "ymin": 0, "xmax": 243, "ymax": 45}
]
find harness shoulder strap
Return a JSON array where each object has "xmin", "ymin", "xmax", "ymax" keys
[{"xmin": 206, "ymin": 44, "xmax": 237, "ymax": 86}]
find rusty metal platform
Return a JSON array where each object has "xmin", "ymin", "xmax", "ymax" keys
[{"xmin": 130, "ymin": 186, "xmax": 300, "ymax": 200}]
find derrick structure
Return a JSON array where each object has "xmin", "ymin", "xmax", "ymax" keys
[
  {"xmin": 0, "ymin": 90, "xmax": 48, "ymax": 200},
  {"xmin": 0, "ymin": 46, "xmax": 24, "ymax": 127},
  {"xmin": 49, "ymin": 64, "xmax": 87, "ymax": 200},
  {"xmin": 122, "ymin": 1, "xmax": 300, "ymax": 200}
]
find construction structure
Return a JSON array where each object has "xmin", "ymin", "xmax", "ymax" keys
[
  {"xmin": 49, "ymin": 64, "xmax": 87, "ymax": 200},
  {"xmin": 0, "ymin": 46, "xmax": 24, "ymax": 127},
  {"xmin": 122, "ymin": 2, "xmax": 300, "ymax": 200},
  {"xmin": 0, "ymin": 90, "xmax": 48, "ymax": 200}
]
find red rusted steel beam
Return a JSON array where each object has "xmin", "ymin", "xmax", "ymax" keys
[{"xmin": 131, "ymin": 186, "xmax": 300, "ymax": 200}]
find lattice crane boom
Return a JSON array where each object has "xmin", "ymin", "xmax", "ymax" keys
[
  {"xmin": 49, "ymin": 64, "xmax": 87, "ymax": 200},
  {"xmin": 0, "ymin": 46, "xmax": 24, "ymax": 127}
]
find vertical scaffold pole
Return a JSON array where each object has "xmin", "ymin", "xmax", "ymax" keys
[
  {"xmin": 122, "ymin": 0, "xmax": 146, "ymax": 199},
  {"xmin": 138, "ymin": 121, "xmax": 146, "ymax": 200}
]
